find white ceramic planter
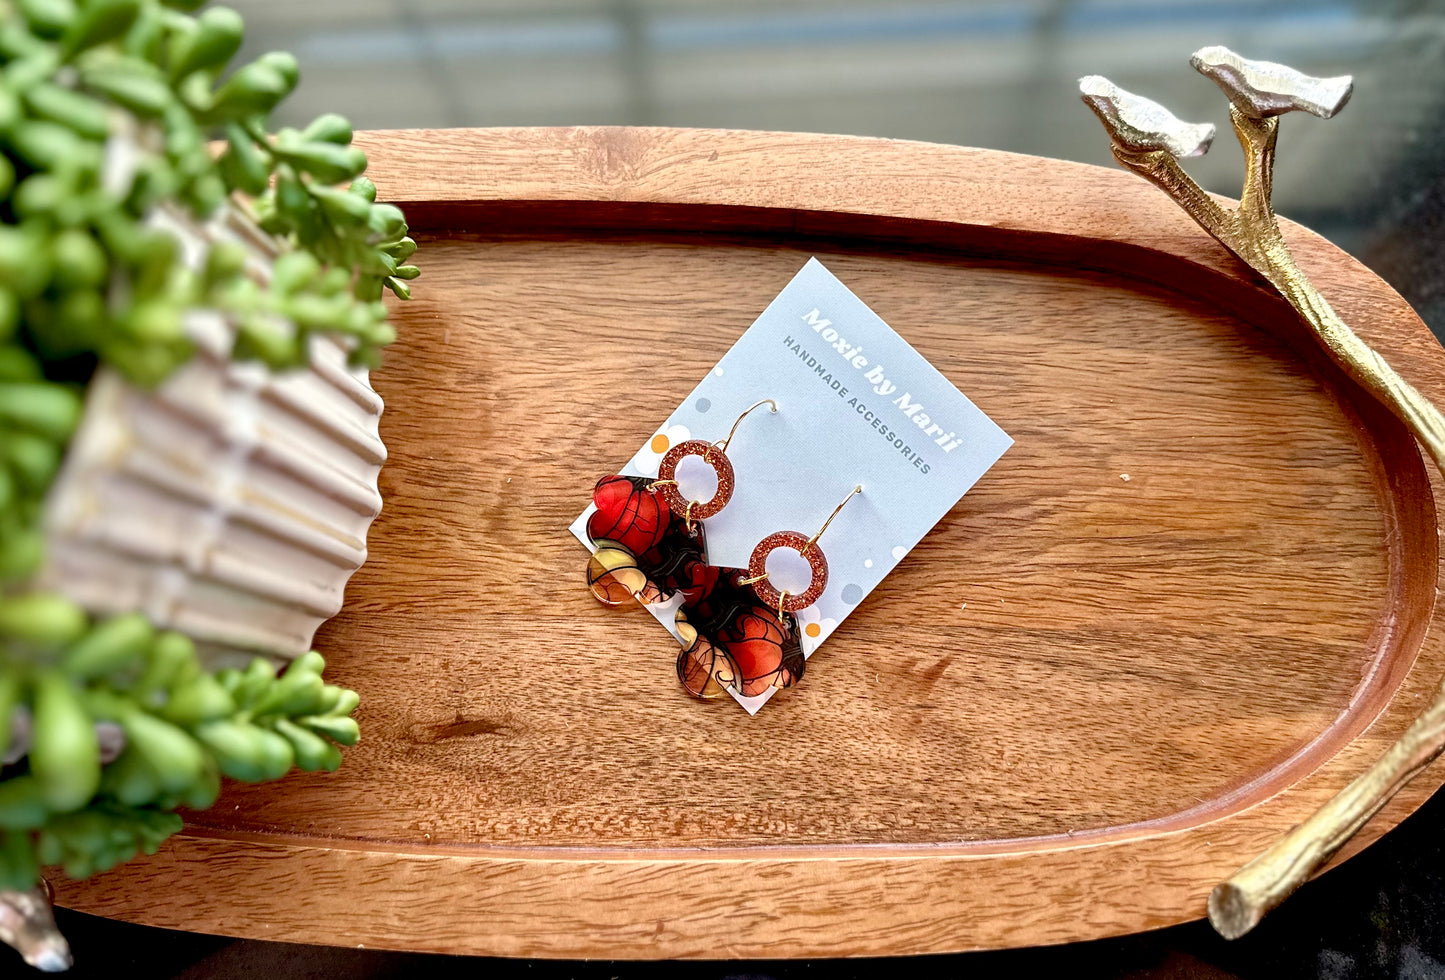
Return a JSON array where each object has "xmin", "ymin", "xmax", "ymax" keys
[{"xmin": 36, "ymin": 202, "xmax": 386, "ymax": 666}]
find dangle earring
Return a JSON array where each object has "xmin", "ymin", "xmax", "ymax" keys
[
  {"xmin": 650, "ymin": 398, "xmax": 777, "ymax": 533},
  {"xmin": 741, "ymin": 485, "xmax": 863, "ymax": 618}
]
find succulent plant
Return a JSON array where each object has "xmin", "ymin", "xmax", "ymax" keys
[
  {"xmin": 1, "ymin": 605, "xmax": 360, "ymax": 888},
  {"xmin": 0, "ymin": 0, "xmax": 415, "ymax": 919}
]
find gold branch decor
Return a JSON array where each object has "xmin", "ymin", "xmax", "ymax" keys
[{"xmin": 1081, "ymin": 47, "xmax": 1445, "ymax": 940}]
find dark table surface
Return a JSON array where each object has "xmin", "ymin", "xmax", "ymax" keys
[{"xmin": 12, "ymin": 0, "xmax": 1445, "ymax": 976}]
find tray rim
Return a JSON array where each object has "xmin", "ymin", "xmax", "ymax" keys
[{"xmin": 53, "ymin": 126, "xmax": 1445, "ymax": 958}]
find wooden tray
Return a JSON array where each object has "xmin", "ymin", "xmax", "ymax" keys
[{"xmin": 53, "ymin": 128, "xmax": 1445, "ymax": 958}]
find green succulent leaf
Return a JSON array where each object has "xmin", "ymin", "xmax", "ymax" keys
[
  {"xmin": 18, "ymin": 0, "xmax": 78, "ymax": 41},
  {"xmin": 208, "ymin": 53, "xmax": 296, "ymax": 120},
  {"xmin": 81, "ymin": 58, "xmax": 174, "ymax": 116},
  {"xmin": 302, "ymin": 112, "xmax": 352, "ymax": 145},
  {"xmin": 24, "ymin": 82, "xmax": 112, "ymax": 140},
  {"xmin": 167, "ymin": 5, "xmax": 244, "ymax": 81},
  {"xmin": 61, "ymin": 0, "xmax": 142, "ymax": 60},
  {"xmin": 276, "ymin": 141, "xmax": 366, "ymax": 184}
]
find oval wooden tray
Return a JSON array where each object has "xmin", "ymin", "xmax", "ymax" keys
[{"xmin": 54, "ymin": 128, "xmax": 1445, "ymax": 958}]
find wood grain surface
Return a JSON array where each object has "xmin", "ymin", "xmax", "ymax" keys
[{"xmin": 52, "ymin": 127, "xmax": 1445, "ymax": 957}]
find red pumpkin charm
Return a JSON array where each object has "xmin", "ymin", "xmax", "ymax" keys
[
  {"xmin": 588, "ymin": 475, "xmax": 668, "ymax": 556},
  {"xmin": 718, "ymin": 603, "xmax": 806, "ymax": 697}
]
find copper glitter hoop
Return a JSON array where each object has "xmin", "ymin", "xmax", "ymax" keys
[
  {"xmin": 746, "ymin": 531, "xmax": 828, "ymax": 613},
  {"xmin": 651, "ymin": 399, "xmax": 777, "ymax": 525},
  {"xmin": 741, "ymin": 485, "xmax": 863, "ymax": 614},
  {"xmin": 656, "ymin": 440, "xmax": 735, "ymax": 521}
]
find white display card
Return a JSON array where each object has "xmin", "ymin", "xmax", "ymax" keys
[{"xmin": 571, "ymin": 258, "xmax": 1012, "ymax": 713}]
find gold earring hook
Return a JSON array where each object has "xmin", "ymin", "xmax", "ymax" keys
[
  {"xmin": 714, "ymin": 398, "xmax": 778, "ymax": 452},
  {"xmin": 804, "ymin": 485, "xmax": 863, "ymax": 554},
  {"xmin": 739, "ymin": 485, "xmax": 863, "ymax": 591}
]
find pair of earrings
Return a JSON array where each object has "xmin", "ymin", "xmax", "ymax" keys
[{"xmin": 650, "ymin": 399, "xmax": 862, "ymax": 618}]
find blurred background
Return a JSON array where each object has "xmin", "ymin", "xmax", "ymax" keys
[{"xmin": 224, "ymin": 0, "xmax": 1445, "ymax": 334}]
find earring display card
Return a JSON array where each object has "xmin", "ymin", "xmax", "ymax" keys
[{"xmin": 572, "ymin": 257, "xmax": 1012, "ymax": 713}]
